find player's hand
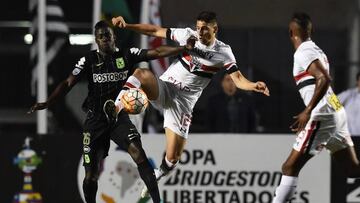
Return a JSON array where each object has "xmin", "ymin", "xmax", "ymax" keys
[
  {"xmin": 27, "ymin": 102, "xmax": 48, "ymax": 114},
  {"xmin": 290, "ymin": 108, "xmax": 311, "ymax": 133},
  {"xmin": 254, "ymin": 81, "xmax": 270, "ymax": 96},
  {"xmin": 185, "ymin": 35, "xmax": 197, "ymax": 51},
  {"xmin": 112, "ymin": 16, "xmax": 127, "ymax": 28}
]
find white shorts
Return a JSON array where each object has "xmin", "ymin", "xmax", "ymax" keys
[
  {"xmin": 293, "ymin": 108, "xmax": 354, "ymax": 155},
  {"xmin": 150, "ymin": 79, "xmax": 194, "ymax": 139}
]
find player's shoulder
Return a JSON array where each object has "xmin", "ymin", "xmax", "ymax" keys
[
  {"xmin": 296, "ymin": 41, "xmax": 318, "ymax": 54},
  {"xmin": 215, "ymin": 39, "xmax": 234, "ymax": 54}
]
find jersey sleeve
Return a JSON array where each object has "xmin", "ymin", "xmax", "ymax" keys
[
  {"xmin": 294, "ymin": 47, "xmax": 320, "ymax": 71},
  {"xmin": 126, "ymin": 47, "xmax": 150, "ymax": 64},
  {"xmin": 166, "ymin": 28, "xmax": 194, "ymax": 46},
  {"xmin": 72, "ymin": 56, "xmax": 89, "ymax": 78},
  {"xmin": 222, "ymin": 47, "xmax": 239, "ymax": 74}
]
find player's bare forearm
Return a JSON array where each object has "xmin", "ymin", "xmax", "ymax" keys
[
  {"xmin": 230, "ymin": 71, "xmax": 270, "ymax": 96},
  {"xmin": 112, "ymin": 16, "xmax": 167, "ymax": 38},
  {"xmin": 46, "ymin": 80, "xmax": 73, "ymax": 106},
  {"xmin": 230, "ymin": 71, "xmax": 252, "ymax": 90},
  {"xmin": 126, "ymin": 24, "xmax": 167, "ymax": 38},
  {"xmin": 305, "ymin": 74, "xmax": 330, "ymax": 113},
  {"xmin": 28, "ymin": 81, "xmax": 70, "ymax": 113},
  {"xmin": 28, "ymin": 75, "xmax": 76, "ymax": 113},
  {"xmin": 147, "ymin": 36, "xmax": 196, "ymax": 59},
  {"xmin": 147, "ymin": 46, "xmax": 186, "ymax": 60}
]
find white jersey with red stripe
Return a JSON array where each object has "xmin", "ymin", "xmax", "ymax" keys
[
  {"xmin": 293, "ymin": 40, "xmax": 341, "ymax": 116},
  {"xmin": 159, "ymin": 28, "xmax": 238, "ymax": 109}
]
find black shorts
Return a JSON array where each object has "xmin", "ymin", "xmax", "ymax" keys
[{"xmin": 82, "ymin": 111, "xmax": 141, "ymax": 167}]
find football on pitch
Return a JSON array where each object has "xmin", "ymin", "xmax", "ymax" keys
[{"xmin": 121, "ymin": 88, "xmax": 149, "ymax": 114}]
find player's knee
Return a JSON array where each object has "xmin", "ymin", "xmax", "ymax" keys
[
  {"xmin": 128, "ymin": 142, "xmax": 147, "ymax": 164},
  {"xmin": 84, "ymin": 171, "xmax": 100, "ymax": 182},
  {"xmin": 133, "ymin": 68, "xmax": 151, "ymax": 84}
]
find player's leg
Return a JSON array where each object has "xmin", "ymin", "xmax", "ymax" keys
[
  {"xmin": 272, "ymin": 120, "xmax": 321, "ymax": 203},
  {"xmin": 272, "ymin": 149, "xmax": 313, "ymax": 203},
  {"xmin": 132, "ymin": 68, "xmax": 159, "ymax": 100},
  {"xmin": 110, "ymin": 116, "xmax": 161, "ymax": 203},
  {"xmin": 128, "ymin": 139, "xmax": 161, "ymax": 203},
  {"xmin": 332, "ymin": 146, "xmax": 360, "ymax": 177},
  {"xmin": 82, "ymin": 132, "xmax": 108, "ymax": 203},
  {"xmin": 157, "ymin": 128, "xmax": 187, "ymax": 178},
  {"xmin": 115, "ymin": 68, "xmax": 159, "ymax": 108},
  {"xmin": 140, "ymin": 128, "xmax": 187, "ymax": 198},
  {"xmin": 104, "ymin": 68, "xmax": 159, "ymax": 122}
]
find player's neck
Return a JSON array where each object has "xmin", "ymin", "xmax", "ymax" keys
[
  {"xmin": 202, "ymin": 38, "xmax": 216, "ymax": 47},
  {"xmin": 294, "ymin": 38, "xmax": 311, "ymax": 50}
]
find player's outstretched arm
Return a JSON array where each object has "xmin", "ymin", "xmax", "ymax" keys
[
  {"xmin": 290, "ymin": 59, "xmax": 331, "ymax": 132},
  {"xmin": 146, "ymin": 36, "xmax": 196, "ymax": 60},
  {"xmin": 230, "ymin": 70, "xmax": 270, "ymax": 96},
  {"xmin": 112, "ymin": 16, "xmax": 167, "ymax": 38},
  {"xmin": 28, "ymin": 75, "xmax": 78, "ymax": 114}
]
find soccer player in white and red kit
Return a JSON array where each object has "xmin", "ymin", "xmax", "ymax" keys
[
  {"xmin": 272, "ymin": 13, "xmax": 360, "ymax": 203},
  {"xmin": 111, "ymin": 11, "xmax": 270, "ymax": 197}
]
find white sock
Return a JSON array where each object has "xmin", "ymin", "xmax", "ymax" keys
[
  {"xmin": 114, "ymin": 76, "xmax": 141, "ymax": 109},
  {"xmin": 165, "ymin": 156, "xmax": 178, "ymax": 168},
  {"xmin": 156, "ymin": 157, "xmax": 179, "ymax": 180},
  {"xmin": 272, "ymin": 175, "xmax": 298, "ymax": 203},
  {"xmin": 125, "ymin": 75, "xmax": 141, "ymax": 89}
]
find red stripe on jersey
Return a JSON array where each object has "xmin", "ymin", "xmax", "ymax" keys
[
  {"xmin": 294, "ymin": 71, "xmax": 311, "ymax": 82},
  {"xmin": 201, "ymin": 64, "xmax": 221, "ymax": 72},
  {"xmin": 300, "ymin": 121, "xmax": 317, "ymax": 153},
  {"xmin": 182, "ymin": 52, "xmax": 192, "ymax": 62},
  {"xmin": 125, "ymin": 82, "xmax": 136, "ymax": 88}
]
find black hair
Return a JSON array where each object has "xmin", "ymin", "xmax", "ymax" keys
[
  {"xmin": 292, "ymin": 12, "xmax": 312, "ymax": 38},
  {"xmin": 357, "ymin": 72, "xmax": 360, "ymax": 81},
  {"xmin": 94, "ymin": 20, "xmax": 112, "ymax": 31},
  {"xmin": 197, "ymin": 11, "xmax": 217, "ymax": 24}
]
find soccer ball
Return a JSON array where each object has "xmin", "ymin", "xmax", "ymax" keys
[{"xmin": 121, "ymin": 88, "xmax": 149, "ymax": 114}]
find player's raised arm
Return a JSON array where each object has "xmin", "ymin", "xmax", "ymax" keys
[
  {"xmin": 146, "ymin": 36, "xmax": 196, "ymax": 60},
  {"xmin": 229, "ymin": 70, "xmax": 270, "ymax": 96},
  {"xmin": 112, "ymin": 16, "xmax": 167, "ymax": 38},
  {"xmin": 28, "ymin": 74, "xmax": 78, "ymax": 114}
]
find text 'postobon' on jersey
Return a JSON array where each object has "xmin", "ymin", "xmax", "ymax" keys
[
  {"xmin": 160, "ymin": 28, "xmax": 239, "ymax": 98},
  {"xmin": 293, "ymin": 40, "xmax": 343, "ymax": 115}
]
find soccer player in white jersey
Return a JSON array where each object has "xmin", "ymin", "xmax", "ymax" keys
[
  {"xmin": 111, "ymin": 11, "xmax": 270, "ymax": 197},
  {"xmin": 272, "ymin": 12, "xmax": 360, "ymax": 203}
]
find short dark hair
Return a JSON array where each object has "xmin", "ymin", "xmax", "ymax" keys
[
  {"xmin": 197, "ymin": 11, "xmax": 217, "ymax": 24},
  {"xmin": 357, "ymin": 72, "xmax": 360, "ymax": 81},
  {"xmin": 94, "ymin": 20, "xmax": 112, "ymax": 31},
  {"xmin": 292, "ymin": 12, "xmax": 312, "ymax": 37}
]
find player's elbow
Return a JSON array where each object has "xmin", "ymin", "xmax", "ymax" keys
[{"xmin": 317, "ymin": 74, "xmax": 331, "ymax": 88}]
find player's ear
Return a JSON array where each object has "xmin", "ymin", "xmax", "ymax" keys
[{"xmin": 213, "ymin": 25, "xmax": 218, "ymax": 34}]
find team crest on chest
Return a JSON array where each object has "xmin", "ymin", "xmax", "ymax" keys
[{"xmin": 116, "ymin": 57, "xmax": 125, "ymax": 69}]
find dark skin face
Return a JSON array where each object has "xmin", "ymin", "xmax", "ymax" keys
[
  {"xmin": 95, "ymin": 27, "xmax": 116, "ymax": 55},
  {"xmin": 196, "ymin": 20, "xmax": 217, "ymax": 46},
  {"xmin": 289, "ymin": 21, "xmax": 304, "ymax": 50}
]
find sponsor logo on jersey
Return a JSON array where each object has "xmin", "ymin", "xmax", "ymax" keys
[
  {"xmin": 93, "ymin": 71, "xmax": 128, "ymax": 83},
  {"xmin": 115, "ymin": 57, "xmax": 125, "ymax": 69},
  {"xmin": 192, "ymin": 48, "xmax": 215, "ymax": 59}
]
